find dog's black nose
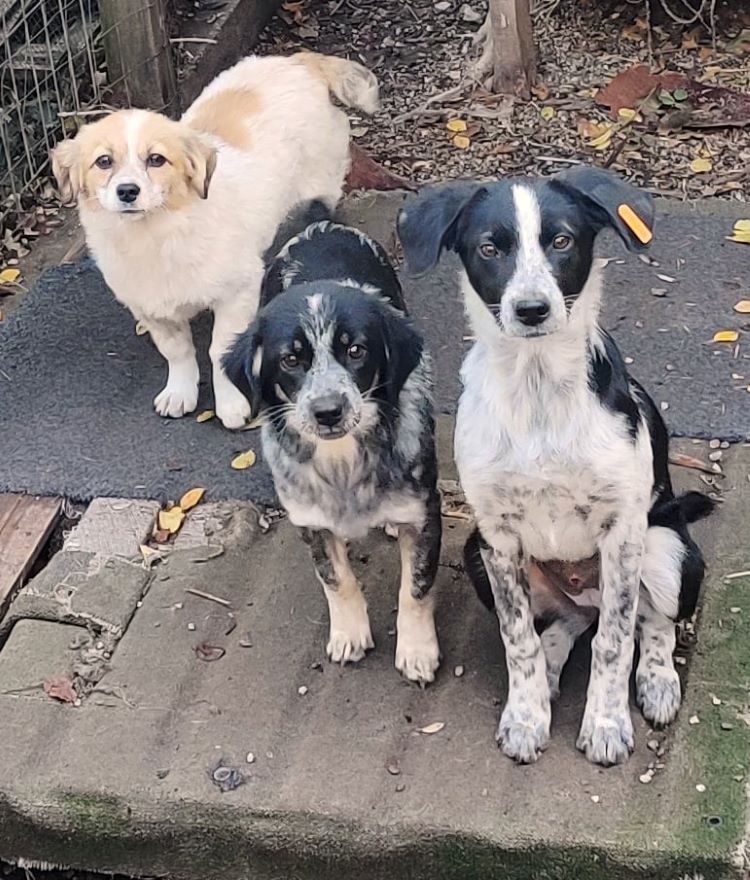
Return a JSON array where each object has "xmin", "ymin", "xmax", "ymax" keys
[
  {"xmin": 116, "ymin": 183, "xmax": 140, "ymax": 204},
  {"xmin": 515, "ymin": 299, "xmax": 550, "ymax": 327},
  {"xmin": 312, "ymin": 394, "xmax": 344, "ymax": 428}
]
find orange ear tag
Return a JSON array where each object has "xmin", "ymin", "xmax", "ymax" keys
[{"xmin": 617, "ymin": 203, "xmax": 652, "ymax": 245}]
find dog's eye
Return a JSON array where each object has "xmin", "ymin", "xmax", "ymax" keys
[
  {"xmin": 280, "ymin": 353, "xmax": 300, "ymax": 370},
  {"xmin": 552, "ymin": 233, "xmax": 573, "ymax": 251},
  {"xmin": 347, "ymin": 343, "xmax": 366, "ymax": 361},
  {"xmin": 479, "ymin": 242, "xmax": 498, "ymax": 259},
  {"xmin": 95, "ymin": 155, "xmax": 113, "ymax": 170},
  {"xmin": 147, "ymin": 153, "xmax": 167, "ymax": 168}
]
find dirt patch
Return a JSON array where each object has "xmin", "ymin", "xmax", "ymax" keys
[{"xmin": 257, "ymin": 0, "xmax": 750, "ymax": 200}]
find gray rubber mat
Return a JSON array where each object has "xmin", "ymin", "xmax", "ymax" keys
[{"xmin": 0, "ymin": 208, "xmax": 747, "ymax": 505}]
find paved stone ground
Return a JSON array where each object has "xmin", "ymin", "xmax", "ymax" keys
[{"xmin": 0, "ymin": 432, "xmax": 747, "ymax": 880}]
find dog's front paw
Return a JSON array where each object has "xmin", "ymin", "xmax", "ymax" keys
[
  {"xmin": 327, "ymin": 594, "xmax": 374, "ymax": 665},
  {"xmin": 637, "ymin": 667, "xmax": 681, "ymax": 728},
  {"xmin": 496, "ymin": 703, "xmax": 550, "ymax": 763},
  {"xmin": 154, "ymin": 381, "xmax": 199, "ymax": 418},
  {"xmin": 577, "ymin": 710, "xmax": 634, "ymax": 766},
  {"xmin": 215, "ymin": 385, "xmax": 252, "ymax": 430},
  {"xmin": 395, "ymin": 610, "xmax": 440, "ymax": 685}
]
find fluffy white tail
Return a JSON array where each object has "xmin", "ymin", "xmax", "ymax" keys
[{"xmin": 294, "ymin": 52, "xmax": 379, "ymax": 115}]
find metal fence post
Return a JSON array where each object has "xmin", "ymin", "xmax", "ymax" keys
[{"xmin": 98, "ymin": 0, "xmax": 179, "ymax": 115}]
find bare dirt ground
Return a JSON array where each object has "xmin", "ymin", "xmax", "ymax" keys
[{"xmin": 257, "ymin": 0, "xmax": 750, "ymax": 200}]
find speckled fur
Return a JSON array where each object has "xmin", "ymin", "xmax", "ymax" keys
[{"xmin": 399, "ymin": 169, "xmax": 712, "ymax": 763}]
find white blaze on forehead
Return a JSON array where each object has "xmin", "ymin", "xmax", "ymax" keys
[
  {"xmin": 125, "ymin": 110, "xmax": 148, "ymax": 165},
  {"xmin": 307, "ymin": 293, "xmax": 323, "ymax": 314},
  {"xmin": 511, "ymin": 183, "xmax": 545, "ymax": 272}
]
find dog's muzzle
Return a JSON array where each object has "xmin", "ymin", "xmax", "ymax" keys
[
  {"xmin": 515, "ymin": 299, "xmax": 550, "ymax": 328},
  {"xmin": 310, "ymin": 392, "xmax": 348, "ymax": 438}
]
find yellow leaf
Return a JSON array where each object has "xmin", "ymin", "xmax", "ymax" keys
[
  {"xmin": 712, "ymin": 330, "xmax": 739, "ymax": 343},
  {"xmin": 231, "ymin": 449, "xmax": 257, "ymax": 470},
  {"xmin": 0, "ymin": 268, "xmax": 21, "ymax": 284},
  {"xmin": 540, "ymin": 105, "xmax": 555, "ymax": 121},
  {"xmin": 158, "ymin": 506, "xmax": 185, "ymax": 534},
  {"xmin": 196, "ymin": 409, "xmax": 215, "ymax": 423},
  {"xmin": 734, "ymin": 219, "xmax": 750, "ymax": 232},
  {"xmin": 179, "ymin": 487, "xmax": 206, "ymax": 512},
  {"xmin": 446, "ymin": 118, "xmax": 467, "ymax": 133},
  {"xmin": 617, "ymin": 107, "xmax": 638, "ymax": 121},
  {"xmin": 452, "ymin": 134, "xmax": 471, "ymax": 150},
  {"xmin": 734, "ymin": 300, "xmax": 750, "ymax": 314},
  {"xmin": 689, "ymin": 157, "xmax": 713, "ymax": 173},
  {"xmin": 588, "ymin": 127, "xmax": 613, "ymax": 149},
  {"xmin": 135, "ymin": 321, "xmax": 148, "ymax": 336},
  {"xmin": 728, "ymin": 219, "xmax": 750, "ymax": 243},
  {"xmin": 419, "ymin": 721, "xmax": 445, "ymax": 734}
]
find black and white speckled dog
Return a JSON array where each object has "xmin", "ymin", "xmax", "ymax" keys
[
  {"xmin": 225, "ymin": 220, "xmax": 442, "ymax": 684},
  {"xmin": 398, "ymin": 167, "xmax": 713, "ymax": 764}
]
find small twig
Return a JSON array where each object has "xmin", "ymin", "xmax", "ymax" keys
[
  {"xmin": 669, "ymin": 452, "xmax": 717, "ymax": 475},
  {"xmin": 724, "ymin": 570, "xmax": 750, "ymax": 581},
  {"xmin": 186, "ymin": 587, "xmax": 231, "ymax": 607},
  {"xmin": 170, "ymin": 37, "xmax": 218, "ymax": 44}
]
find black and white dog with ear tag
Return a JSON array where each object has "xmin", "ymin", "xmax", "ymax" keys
[
  {"xmin": 398, "ymin": 168, "xmax": 712, "ymax": 764},
  {"xmin": 225, "ymin": 221, "xmax": 442, "ymax": 684}
]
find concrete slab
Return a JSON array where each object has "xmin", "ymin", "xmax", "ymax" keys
[
  {"xmin": 0, "ymin": 550, "xmax": 151, "ymax": 646},
  {"xmin": 63, "ymin": 498, "xmax": 160, "ymax": 557},
  {"xmin": 0, "ymin": 621, "xmax": 84, "ymax": 692},
  {"xmin": 0, "ymin": 439, "xmax": 746, "ymax": 880}
]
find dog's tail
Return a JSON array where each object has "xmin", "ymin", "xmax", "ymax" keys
[
  {"xmin": 294, "ymin": 52, "xmax": 379, "ymax": 115},
  {"xmin": 648, "ymin": 491, "xmax": 715, "ymax": 528}
]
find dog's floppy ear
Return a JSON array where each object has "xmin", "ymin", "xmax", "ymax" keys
[
  {"xmin": 397, "ymin": 181, "xmax": 484, "ymax": 276},
  {"xmin": 223, "ymin": 324, "xmax": 264, "ymax": 420},
  {"xmin": 382, "ymin": 309, "xmax": 424, "ymax": 409},
  {"xmin": 51, "ymin": 138, "xmax": 82, "ymax": 203},
  {"xmin": 183, "ymin": 131, "xmax": 217, "ymax": 199},
  {"xmin": 553, "ymin": 166, "xmax": 654, "ymax": 253}
]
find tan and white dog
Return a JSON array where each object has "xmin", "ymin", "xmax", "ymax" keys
[{"xmin": 52, "ymin": 53, "xmax": 378, "ymax": 428}]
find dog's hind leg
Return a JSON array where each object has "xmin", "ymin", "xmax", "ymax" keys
[
  {"xmin": 395, "ymin": 493, "xmax": 442, "ymax": 685},
  {"xmin": 146, "ymin": 317, "xmax": 200, "ymax": 418},
  {"xmin": 301, "ymin": 528, "xmax": 374, "ymax": 665},
  {"xmin": 636, "ymin": 525, "xmax": 685, "ymax": 727},
  {"xmin": 540, "ymin": 612, "xmax": 597, "ymax": 701}
]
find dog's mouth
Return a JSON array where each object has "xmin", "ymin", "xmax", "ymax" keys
[{"xmin": 316, "ymin": 426, "xmax": 351, "ymax": 440}]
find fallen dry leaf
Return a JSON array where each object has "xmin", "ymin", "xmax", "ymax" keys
[
  {"xmin": 231, "ymin": 450, "xmax": 257, "ymax": 470},
  {"xmin": 153, "ymin": 527, "xmax": 170, "ymax": 543},
  {"xmin": 453, "ymin": 134, "xmax": 471, "ymax": 149},
  {"xmin": 689, "ymin": 157, "xmax": 713, "ymax": 173},
  {"xmin": 345, "ymin": 143, "xmax": 414, "ymax": 193},
  {"xmin": 179, "ymin": 487, "xmax": 206, "ymax": 512},
  {"xmin": 419, "ymin": 721, "xmax": 445, "ymax": 735},
  {"xmin": 540, "ymin": 106, "xmax": 555, "ymax": 122},
  {"xmin": 669, "ymin": 452, "xmax": 716, "ymax": 475},
  {"xmin": 734, "ymin": 300, "xmax": 750, "ymax": 314},
  {"xmin": 656, "ymin": 273, "xmax": 676, "ymax": 283},
  {"xmin": 588, "ymin": 127, "xmax": 613, "ymax": 149},
  {"xmin": 196, "ymin": 410, "xmax": 215, "ymax": 423},
  {"xmin": 0, "ymin": 268, "xmax": 21, "ymax": 284},
  {"xmin": 195, "ymin": 644, "xmax": 226, "ymax": 662},
  {"xmin": 43, "ymin": 676, "xmax": 78, "ymax": 704},
  {"xmin": 596, "ymin": 64, "xmax": 685, "ymax": 119},
  {"xmin": 712, "ymin": 330, "xmax": 739, "ymax": 343},
  {"xmin": 727, "ymin": 219, "xmax": 750, "ymax": 244},
  {"xmin": 158, "ymin": 505, "xmax": 186, "ymax": 534},
  {"xmin": 446, "ymin": 118, "xmax": 467, "ymax": 133}
]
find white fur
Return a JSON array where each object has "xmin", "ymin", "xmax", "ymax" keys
[{"xmin": 80, "ymin": 55, "xmax": 375, "ymax": 428}]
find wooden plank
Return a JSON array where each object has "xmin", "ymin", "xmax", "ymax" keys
[
  {"xmin": 488, "ymin": 0, "xmax": 536, "ymax": 99},
  {"xmin": 0, "ymin": 495, "xmax": 61, "ymax": 618},
  {"xmin": 99, "ymin": 0, "xmax": 178, "ymax": 115}
]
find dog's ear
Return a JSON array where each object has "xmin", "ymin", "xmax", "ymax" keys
[
  {"xmin": 397, "ymin": 181, "xmax": 484, "ymax": 276},
  {"xmin": 382, "ymin": 309, "xmax": 424, "ymax": 409},
  {"xmin": 553, "ymin": 167, "xmax": 654, "ymax": 253},
  {"xmin": 223, "ymin": 324, "xmax": 264, "ymax": 420},
  {"xmin": 51, "ymin": 139, "xmax": 82, "ymax": 202},
  {"xmin": 182, "ymin": 131, "xmax": 217, "ymax": 199}
]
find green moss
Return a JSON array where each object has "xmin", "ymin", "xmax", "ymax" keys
[
  {"xmin": 667, "ymin": 555, "xmax": 749, "ymax": 870},
  {"xmin": 56, "ymin": 791, "xmax": 128, "ymax": 839}
]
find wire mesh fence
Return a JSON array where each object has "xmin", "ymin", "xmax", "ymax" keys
[{"xmin": 0, "ymin": 0, "xmax": 177, "ymax": 245}]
